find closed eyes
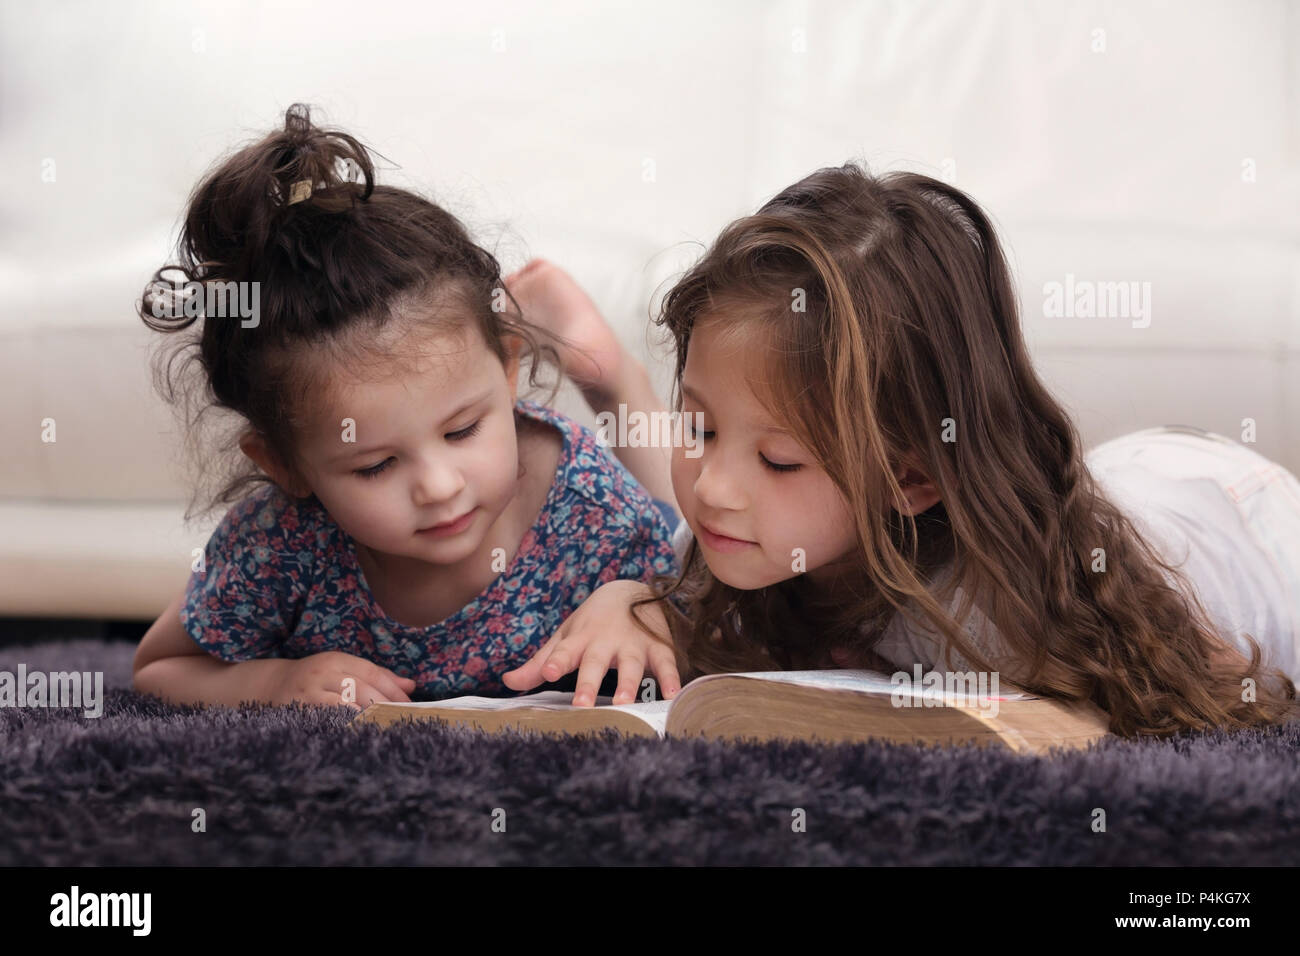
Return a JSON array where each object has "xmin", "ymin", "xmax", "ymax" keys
[
  {"xmin": 684, "ymin": 421, "xmax": 803, "ymax": 474},
  {"xmin": 353, "ymin": 420, "xmax": 483, "ymax": 480},
  {"xmin": 759, "ymin": 454, "xmax": 802, "ymax": 474}
]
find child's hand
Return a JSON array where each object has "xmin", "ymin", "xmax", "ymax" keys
[
  {"xmin": 263, "ymin": 651, "xmax": 417, "ymax": 710},
  {"xmin": 503, "ymin": 258, "xmax": 627, "ymax": 402},
  {"xmin": 501, "ymin": 580, "xmax": 681, "ymax": 707}
]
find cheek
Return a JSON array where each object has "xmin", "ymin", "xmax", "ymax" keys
[
  {"xmin": 483, "ymin": 428, "xmax": 514, "ymax": 474},
  {"xmin": 766, "ymin": 478, "xmax": 854, "ymax": 551},
  {"xmin": 476, "ymin": 417, "xmax": 520, "ymax": 500},
  {"xmin": 807, "ymin": 489, "xmax": 859, "ymax": 555},
  {"xmin": 324, "ymin": 478, "xmax": 365, "ymax": 514},
  {"xmin": 319, "ymin": 483, "xmax": 397, "ymax": 542}
]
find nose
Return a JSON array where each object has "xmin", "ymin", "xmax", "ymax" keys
[
  {"xmin": 691, "ymin": 441, "xmax": 747, "ymax": 512},
  {"xmin": 411, "ymin": 452, "xmax": 466, "ymax": 506}
]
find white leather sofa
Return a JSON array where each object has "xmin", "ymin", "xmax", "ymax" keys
[{"xmin": 1, "ymin": 0, "xmax": 1296, "ymax": 621}]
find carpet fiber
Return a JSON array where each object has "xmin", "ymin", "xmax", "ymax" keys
[{"xmin": 2, "ymin": 638, "xmax": 1298, "ymax": 865}]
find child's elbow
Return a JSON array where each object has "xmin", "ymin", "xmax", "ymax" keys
[{"xmin": 133, "ymin": 589, "xmax": 197, "ymax": 681}]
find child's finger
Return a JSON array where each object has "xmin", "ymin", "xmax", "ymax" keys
[
  {"xmin": 539, "ymin": 627, "xmax": 592, "ymax": 683},
  {"xmin": 347, "ymin": 680, "xmax": 387, "ymax": 709},
  {"xmin": 359, "ymin": 663, "xmax": 413, "ymax": 703},
  {"xmin": 571, "ymin": 646, "xmax": 615, "ymax": 707},
  {"xmin": 325, "ymin": 654, "xmax": 410, "ymax": 702},
  {"xmin": 610, "ymin": 649, "xmax": 647, "ymax": 705},
  {"xmin": 380, "ymin": 669, "xmax": 418, "ymax": 695},
  {"xmin": 501, "ymin": 629, "xmax": 566, "ymax": 689},
  {"xmin": 647, "ymin": 643, "xmax": 682, "ymax": 698},
  {"xmin": 390, "ymin": 673, "xmax": 417, "ymax": 694},
  {"xmin": 829, "ymin": 646, "xmax": 854, "ymax": 667}
]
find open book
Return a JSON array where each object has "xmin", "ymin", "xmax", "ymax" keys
[{"xmin": 352, "ymin": 669, "xmax": 1114, "ymax": 755}]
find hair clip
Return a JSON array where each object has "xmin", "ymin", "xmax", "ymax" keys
[{"xmin": 287, "ymin": 179, "xmax": 313, "ymax": 205}]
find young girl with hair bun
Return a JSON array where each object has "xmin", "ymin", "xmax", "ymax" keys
[{"xmin": 132, "ymin": 104, "xmax": 678, "ymax": 710}]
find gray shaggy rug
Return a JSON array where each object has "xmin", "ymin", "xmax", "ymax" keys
[{"xmin": 1, "ymin": 637, "xmax": 1298, "ymax": 866}]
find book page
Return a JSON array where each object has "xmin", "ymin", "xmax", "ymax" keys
[
  {"xmin": 688, "ymin": 669, "xmax": 1040, "ymax": 700},
  {"xmin": 606, "ymin": 698, "xmax": 672, "ymax": 735},
  {"xmin": 382, "ymin": 691, "xmax": 672, "ymax": 734},
  {"xmin": 400, "ymin": 691, "xmax": 592, "ymax": 711}
]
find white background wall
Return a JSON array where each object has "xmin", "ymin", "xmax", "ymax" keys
[{"xmin": 2, "ymin": 0, "xmax": 1297, "ymax": 504}]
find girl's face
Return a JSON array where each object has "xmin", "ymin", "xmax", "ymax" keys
[
  {"xmin": 670, "ymin": 321, "xmax": 860, "ymax": 590},
  {"xmin": 291, "ymin": 321, "xmax": 524, "ymax": 571}
]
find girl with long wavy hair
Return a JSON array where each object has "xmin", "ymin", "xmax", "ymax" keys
[{"xmin": 504, "ymin": 163, "xmax": 1300, "ymax": 738}]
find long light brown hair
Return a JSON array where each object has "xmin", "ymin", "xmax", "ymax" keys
[{"xmin": 636, "ymin": 162, "xmax": 1297, "ymax": 738}]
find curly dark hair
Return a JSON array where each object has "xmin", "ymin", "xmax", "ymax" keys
[{"xmin": 139, "ymin": 103, "xmax": 559, "ymax": 525}]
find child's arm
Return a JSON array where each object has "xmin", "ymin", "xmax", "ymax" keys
[
  {"xmin": 505, "ymin": 259, "xmax": 676, "ymax": 510},
  {"xmin": 133, "ymin": 589, "xmax": 291, "ymax": 705},
  {"xmin": 133, "ymin": 589, "xmax": 415, "ymax": 709}
]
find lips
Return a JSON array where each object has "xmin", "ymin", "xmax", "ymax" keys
[
  {"xmin": 419, "ymin": 507, "xmax": 476, "ymax": 533},
  {"xmin": 698, "ymin": 519, "xmax": 753, "ymax": 544}
]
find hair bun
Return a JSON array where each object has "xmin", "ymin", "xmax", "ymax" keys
[
  {"xmin": 269, "ymin": 102, "xmax": 375, "ymax": 213},
  {"xmin": 175, "ymin": 103, "xmax": 379, "ymax": 283}
]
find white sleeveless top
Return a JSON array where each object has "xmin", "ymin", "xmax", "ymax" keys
[{"xmin": 871, "ymin": 431, "xmax": 1300, "ymax": 686}]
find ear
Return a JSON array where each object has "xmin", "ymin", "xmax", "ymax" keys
[
  {"xmin": 891, "ymin": 455, "xmax": 942, "ymax": 516},
  {"xmin": 239, "ymin": 431, "xmax": 311, "ymax": 499}
]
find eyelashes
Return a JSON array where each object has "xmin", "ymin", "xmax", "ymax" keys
[
  {"xmin": 447, "ymin": 420, "xmax": 483, "ymax": 442},
  {"xmin": 759, "ymin": 455, "xmax": 801, "ymax": 474},
  {"xmin": 353, "ymin": 420, "xmax": 483, "ymax": 480},
  {"xmin": 685, "ymin": 423, "xmax": 803, "ymax": 474}
]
